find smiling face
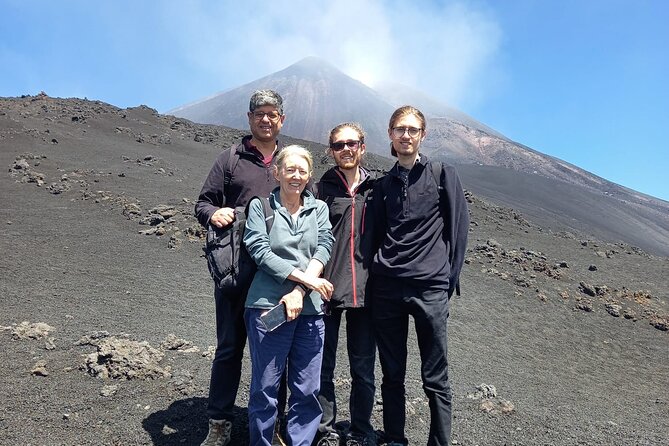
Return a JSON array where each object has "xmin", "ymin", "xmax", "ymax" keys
[
  {"xmin": 330, "ymin": 126, "xmax": 365, "ymax": 171},
  {"xmin": 248, "ymin": 105, "xmax": 285, "ymax": 143},
  {"xmin": 274, "ymin": 153, "xmax": 311, "ymax": 199},
  {"xmin": 389, "ymin": 113, "xmax": 425, "ymax": 159}
]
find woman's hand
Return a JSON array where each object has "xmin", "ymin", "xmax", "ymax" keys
[
  {"xmin": 287, "ymin": 266, "xmax": 334, "ymax": 301},
  {"xmin": 280, "ymin": 289, "xmax": 304, "ymax": 321},
  {"xmin": 304, "ymin": 277, "xmax": 334, "ymax": 301}
]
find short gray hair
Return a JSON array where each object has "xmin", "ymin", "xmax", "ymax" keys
[
  {"xmin": 249, "ymin": 89, "xmax": 284, "ymax": 115},
  {"xmin": 275, "ymin": 145, "xmax": 313, "ymax": 176}
]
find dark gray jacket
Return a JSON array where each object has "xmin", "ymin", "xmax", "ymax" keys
[{"xmin": 317, "ymin": 166, "xmax": 378, "ymax": 308}]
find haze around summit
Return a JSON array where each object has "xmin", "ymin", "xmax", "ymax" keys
[{"xmin": 1, "ymin": 0, "xmax": 667, "ymax": 201}]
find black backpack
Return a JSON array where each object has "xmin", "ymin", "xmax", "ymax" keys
[{"xmin": 203, "ymin": 196, "xmax": 274, "ymax": 293}]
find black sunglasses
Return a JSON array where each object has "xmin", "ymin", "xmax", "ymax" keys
[{"xmin": 330, "ymin": 140, "xmax": 361, "ymax": 152}]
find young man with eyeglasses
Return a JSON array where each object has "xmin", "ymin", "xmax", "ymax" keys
[
  {"xmin": 368, "ymin": 106, "xmax": 469, "ymax": 446},
  {"xmin": 195, "ymin": 89, "xmax": 293, "ymax": 446},
  {"xmin": 314, "ymin": 122, "xmax": 379, "ymax": 446}
]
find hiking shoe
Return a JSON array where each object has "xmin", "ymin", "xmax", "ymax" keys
[
  {"xmin": 316, "ymin": 431, "xmax": 341, "ymax": 446},
  {"xmin": 200, "ymin": 419, "xmax": 232, "ymax": 446},
  {"xmin": 345, "ymin": 433, "xmax": 374, "ymax": 446}
]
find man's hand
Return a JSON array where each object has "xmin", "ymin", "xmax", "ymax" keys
[
  {"xmin": 281, "ymin": 289, "xmax": 304, "ymax": 321},
  {"xmin": 210, "ymin": 207, "xmax": 235, "ymax": 228}
]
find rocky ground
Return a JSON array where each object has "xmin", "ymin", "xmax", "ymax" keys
[{"xmin": 1, "ymin": 95, "xmax": 667, "ymax": 445}]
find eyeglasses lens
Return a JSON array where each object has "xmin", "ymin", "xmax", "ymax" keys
[
  {"xmin": 393, "ymin": 127, "xmax": 421, "ymax": 138},
  {"xmin": 253, "ymin": 112, "xmax": 281, "ymax": 122},
  {"xmin": 331, "ymin": 140, "xmax": 360, "ymax": 151}
]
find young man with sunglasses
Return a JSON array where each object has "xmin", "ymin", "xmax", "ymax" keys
[
  {"xmin": 195, "ymin": 89, "xmax": 292, "ymax": 446},
  {"xmin": 368, "ymin": 106, "xmax": 469, "ymax": 446},
  {"xmin": 314, "ymin": 123, "xmax": 379, "ymax": 446}
]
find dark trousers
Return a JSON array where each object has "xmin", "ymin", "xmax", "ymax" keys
[
  {"xmin": 371, "ymin": 276, "xmax": 452, "ymax": 446},
  {"xmin": 207, "ymin": 285, "xmax": 287, "ymax": 420},
  {"xmin": 318, "ymin": 307, "xmax": 376, "ymax": 439}
]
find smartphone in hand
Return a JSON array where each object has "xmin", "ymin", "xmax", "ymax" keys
[{"xmin": 260, "ymin": 302, "xmax": 287, "ymax": 332}]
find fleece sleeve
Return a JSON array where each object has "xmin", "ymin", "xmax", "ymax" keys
[
  {"xmin": 194, "ymin": 149, "xmax": 229, "ymax": 227},
  {"xmin": 443, "ymin": 165, "xmax": 470, "ymax": 296},
  {"xmin": 243, "ymin": 198, "xmax": 295, "ymax": 282}
]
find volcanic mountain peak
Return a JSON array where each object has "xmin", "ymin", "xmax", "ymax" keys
[{"xmin": 166, "ymin": 58, "xmax": 669, "ymax": 253}]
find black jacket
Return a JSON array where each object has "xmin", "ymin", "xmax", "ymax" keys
[
  {"xmin": 195, "ymin": 136, "xmax": 284, "ymax": 227},
  {"xmin": 317, "ymin": 167, "xmax": 378, "ymax": 308},
  {"xmin": 368, "ymin": 155, "xmax": 469, "ymax": 296}
]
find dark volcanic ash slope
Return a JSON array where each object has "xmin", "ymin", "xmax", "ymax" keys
[
  {"xmin": 457, "ymin": 164, "xmax": 669, "ymax": 257},
  {"xmin": 1, "ymin": 94, "xmax": 668, "ymax": 446}
]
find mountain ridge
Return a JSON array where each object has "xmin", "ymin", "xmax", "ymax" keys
[
  {"xmin": 168, "ymin": 57, "xmax": 669, "ymax": 248},
  {"xmin": 169, "ymin": 57, "xmax": 668, "ymax": 210}
]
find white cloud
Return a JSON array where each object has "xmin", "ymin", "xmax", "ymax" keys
[{"xmin": 161, "ymin": 0, "xmax": 501, "ymax": 107}]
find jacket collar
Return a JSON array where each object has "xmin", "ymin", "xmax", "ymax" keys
[
  {"xmin": 321, "ymin": 166, "xmax": 371, "ymax": 188},
  {"xmin": 238, "ymin": 135, "xmax": 283, "ymax": 160},
  {"xmin": 390, "ymin": 153, "xmax": 428, "ymax": 178}
]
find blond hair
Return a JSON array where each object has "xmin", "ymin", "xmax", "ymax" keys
[{"xmin": 275, "ymin": 145, "xmax": 314, "ymax": 175}]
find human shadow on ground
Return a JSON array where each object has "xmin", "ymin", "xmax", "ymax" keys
[{"xmin": 143, "ymin": 398, "xmax": 249, "ymax": 445}]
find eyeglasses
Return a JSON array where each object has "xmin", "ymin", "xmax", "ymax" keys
[
  {"xmin": 392, "ymin": 127, "xmax": 422, "ymax": 138},
  {"xmin": 320, "ymin": 301, "xmax": 331, "ymax": 316},
  {"xmin": 251, "ymin": 111, "xmax": 282, "ymax": 122},
  {"xmin": 330, "ymin": 140, "xmax": 361, "ymax": 152}
]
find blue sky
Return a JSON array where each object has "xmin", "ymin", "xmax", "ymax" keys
[{"xmin": 2, "ymin": 0, "xmax": 667, "ymax": 201}]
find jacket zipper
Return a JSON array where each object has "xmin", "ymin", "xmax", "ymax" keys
[
  {"xmin": 334, "ymin": 170, "xmax": 359, "ymax": 307},
  {"xmin": 350, "ymin": 194, "xmax": 358, "ymax": 307}
]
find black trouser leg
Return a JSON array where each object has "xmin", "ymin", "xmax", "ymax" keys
[
  {"xmin": 372, "ymin": 278, "xmax": 409, "ymax": 445},
  {"xmin": 207, "ymin": 286, "xmax": 247, "ymax": 420},
  {"xmin": 411, "ymin": 287, "xmax": 451, "ymax": 446},
  {"xmin": 345, "ymin": 307, "xmax": 377, "ymax": 438},
  {"xmin": 317, "ymin": 308, "xmax": 343, "ymax": 434}
]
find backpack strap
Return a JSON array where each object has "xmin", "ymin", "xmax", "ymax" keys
[
  {"xmin": 260, "ymin": 196, "xmax": 274, "ymax": 234},
  {"xmin": 430, "ymin": 161, "xmax": 462, "ymax": 296},
  {"xmin": 431, "ymin": 160, "xmax": 445, "ymax": 204},
  {"xmin": 218, "ymin": 145, "xmax": 243, "ymax": 208},
  {"xmin": 223, "ymin": 146, "xmax": 241, "ymax": 187},
  {"xmin": 245, "ymin": 196, "xmax": 275, "ymax": 234}
]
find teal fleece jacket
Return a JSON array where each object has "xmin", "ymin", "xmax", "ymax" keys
[{"xmin": 243, "ymin": 188, "xmax": 334, "ymax": 315}]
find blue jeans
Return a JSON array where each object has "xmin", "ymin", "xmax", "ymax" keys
[
  {"xmin": 318, "ymin": 307, "xmax": 376, "ymax": 439},
  {"xmin": 371, "ymin": 276, "xmax": 452, "ymax": 446},
  {"xmin": 245, "ymin": 308, "xmax": 325, "ymax": 446}
]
